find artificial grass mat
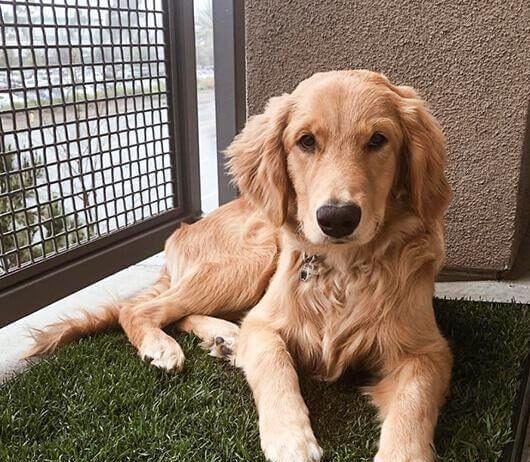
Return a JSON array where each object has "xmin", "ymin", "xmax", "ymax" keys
[{"xmin": 1, "ymin": 299, "xmax": 529, "ymax": 462}]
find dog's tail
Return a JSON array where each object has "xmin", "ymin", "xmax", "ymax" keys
[{"xmin": 24, "ymin": 268, "xmax": 171, "ymax": 358}]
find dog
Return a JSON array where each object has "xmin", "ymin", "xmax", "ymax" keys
[{"xmin": 28, "ymin": 70, "xmax": 453, "ymax": 462}]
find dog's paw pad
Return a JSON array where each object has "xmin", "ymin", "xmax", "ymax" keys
[
  {"xmin": 208, "ymin": 335, "xmax": 236, "ymax": 362},
  {"xmin": 220, "ymin": 343, "xmax": 232, "ymax": 356},
  {"xmin": 200, "ymin": 331, "xmax": 237, "ymax": 364}
]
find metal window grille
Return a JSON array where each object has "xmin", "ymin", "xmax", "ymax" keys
[{"xmin": 0, "ymin": 0, "xmax": 201, "ymax": 326}]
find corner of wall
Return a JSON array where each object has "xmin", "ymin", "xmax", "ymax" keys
[{"xmin": 504, "ymin": 100, "xmax": 530, "ymax": 279}]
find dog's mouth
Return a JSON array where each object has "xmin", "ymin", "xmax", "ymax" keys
[{"xmin": 326, "ymin": 237, "xmax": 351, "ymax": 245}]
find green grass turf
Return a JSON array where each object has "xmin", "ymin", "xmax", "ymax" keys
[{"xmin": 1, "ymin": 299, "xmax": 529, "ymax": 462}]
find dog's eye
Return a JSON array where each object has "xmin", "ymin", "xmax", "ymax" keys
[
  {"xmin": 367, "ymin": 132, "xmax": 387, "ymax": 150},
  {"xmin": 298, "ymin": 134, "xmax": 316, "ymax": 152}
]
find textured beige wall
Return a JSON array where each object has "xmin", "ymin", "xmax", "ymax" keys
[{"xmin": 245, "ymin": 0, "xmax": 530, "ymax": 274}]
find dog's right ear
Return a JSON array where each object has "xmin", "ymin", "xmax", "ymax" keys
[{"xmin": 225, "ymin": 94, "xmax": 293, "ymax": 227}]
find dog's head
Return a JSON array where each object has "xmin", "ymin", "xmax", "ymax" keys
[{"xmin": 227, "ymin": 70, "xmax": 452, "ymax": 246}]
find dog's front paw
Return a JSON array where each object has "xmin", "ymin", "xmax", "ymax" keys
[
  {"xmin": 139, "ymin": 330, "xmax": 185, "ymax": 372},
  {"xmin": 374, "ymin": 444, "xmax": 434, "ymax": 462},
  {"xmin": 260, "ymin": 418, "xmax": 322, "ymax": 462}
]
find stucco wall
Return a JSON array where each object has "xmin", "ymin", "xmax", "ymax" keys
[{"xmin": 245, "ymin": 0, "xmax": 530, "ymax": 274}]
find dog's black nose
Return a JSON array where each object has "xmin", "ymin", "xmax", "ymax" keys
[{"xmin": 316, "ymin": 203, "xmax": 361, "ymax": 238}]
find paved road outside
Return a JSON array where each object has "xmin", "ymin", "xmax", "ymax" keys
[{"xmin": 197, "ymin": 88, "xmax": 218, "ymax": 213}]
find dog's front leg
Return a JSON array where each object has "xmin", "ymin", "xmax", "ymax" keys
[
  {"xmin": 370, "ymin": 342, "xmax": 452, "ymax": 462},
  {"xmin": 237, "ymin": 311, "xmax": 323, "ymax": 462}
]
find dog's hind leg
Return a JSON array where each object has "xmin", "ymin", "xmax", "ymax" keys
[
  {"xmin": 25, "ymin": 269, "xmax": 171, "ymax": 357},
  {"xmin": 119, "ymin": 257, "xmax": 269, "ymax": 372}
]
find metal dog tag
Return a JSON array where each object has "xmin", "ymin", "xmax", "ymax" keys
[{"xmin": 299, "ymin": 253, "xmax": 319, "ymax": 282}]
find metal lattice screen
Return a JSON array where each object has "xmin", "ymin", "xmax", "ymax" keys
[{"xmin": 0, "ymin": 0, "xmax": 176, "ymax": 277}]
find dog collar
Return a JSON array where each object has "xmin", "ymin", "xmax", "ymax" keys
[{"xmin": 299, "ymin": 252, "xmax": 321, "ymax": 282}]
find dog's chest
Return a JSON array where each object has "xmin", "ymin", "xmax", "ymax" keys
[{"xmin": 285, "ymin": 264, "xmax": 364, "ymax": 375}]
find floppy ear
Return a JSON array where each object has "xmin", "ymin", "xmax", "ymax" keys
[
  {"xmin": 225, "ymin": 94, "xmax": 292, "ymax": 226},
  {"xmin": 395, "ymin": 85, "xmax": 452, "ymax": 222}
]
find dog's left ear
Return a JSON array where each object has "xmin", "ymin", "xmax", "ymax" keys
[
  {"xmin": 225, "ymin": 94, "xmax": 293, "ymax": 226},
  {"xmin": 394, "ymin": 85, "xmax": 452, "ymax": 222}
]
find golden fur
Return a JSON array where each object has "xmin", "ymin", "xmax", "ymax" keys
[{"xmin": 28, "ymin": 70, "xmax": 453, "ymax": 462}]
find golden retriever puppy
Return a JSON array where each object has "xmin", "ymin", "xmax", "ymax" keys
[{"xmin": 28, "ymin": 70, "xmax": 453, "ymax": 462}]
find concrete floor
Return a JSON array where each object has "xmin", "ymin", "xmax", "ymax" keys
[{"xmin": 0, "ymin": 253, "xmax": 163, "ymax": 382}]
